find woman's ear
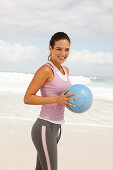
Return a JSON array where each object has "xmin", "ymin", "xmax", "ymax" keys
[{"xmin": 49, "ymin": 45, "xmax": 52, "ymax": 52}]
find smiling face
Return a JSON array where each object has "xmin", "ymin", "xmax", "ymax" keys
[{"xmin": 49, "ymin": 39, "xmax": 70, "ymax": 64}]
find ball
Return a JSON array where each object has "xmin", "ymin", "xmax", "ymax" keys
[{"xmin": 65, "ymin": 84, "xmax": 93, "ymax": 113}]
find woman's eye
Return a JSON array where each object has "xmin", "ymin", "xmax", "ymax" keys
[{"xmin": 56, "ymin": 48, "xmax": 70, "ymax": 52}]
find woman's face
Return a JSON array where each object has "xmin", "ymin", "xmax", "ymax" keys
[{"xmin": 49, "ymin": 39, "xmax": 70, "ymax": 64}]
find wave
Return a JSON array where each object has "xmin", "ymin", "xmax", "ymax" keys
[
  {"xmin": 0, "ymin": 116, "xmax": 113, "ymax": 128},
  {"xmin": 0, "ymin": 116, "xmax": 35, "ymax": 121},
  {"xmin": 70, "ymin": 75, "xmax": 113, "ymax": 101},
  {"xmin": 65, "ymin": 122, "xmax": 113, "ymax": 128},
  {"xmin": 0, "ymin": 71, "xmax": 113, "ymax": 101}
]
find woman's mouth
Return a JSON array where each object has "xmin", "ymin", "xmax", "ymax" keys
[{"xmin": 58, "ymin": 56, "xmax": 66, "ymax": 60}]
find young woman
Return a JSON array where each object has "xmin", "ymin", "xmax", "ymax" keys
[{"xmin": 24, "ymin": 32, "xmax": 76, "ymax": 170}]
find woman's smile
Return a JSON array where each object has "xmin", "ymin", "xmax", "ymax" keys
[{"xmin": 58, "ymin": 56, "xmax": 66, "ymax": 60}]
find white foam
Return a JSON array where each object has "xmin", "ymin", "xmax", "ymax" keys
[
  {"xmin": 70, "ymin": 75, "xmax": 91, "ymax": 85},
  {"xmin": 0, "ymin": 116, "xmax": 113, "ymax": 128},
  {"xmin": 0, "ymin": 116, "xmax": 35, "ymax": 121},
  {"xmin": 65, "ymin": 122, "xmax": 113, "ymax": 128},
  {"xmin": 0, "ymin": 72, "xmax": 113, "ymax": 100}
]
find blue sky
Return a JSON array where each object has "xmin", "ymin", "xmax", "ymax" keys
[{"xmin": 0, "ymin": 0, "xmax": 113, "ymax": 77}]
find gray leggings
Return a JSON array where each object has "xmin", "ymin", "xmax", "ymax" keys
[{"xmin": 31, "ymin": 118, "xmax": 62, "ymax": 170}]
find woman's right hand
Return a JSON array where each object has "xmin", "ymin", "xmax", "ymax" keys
[{"xmin": 56, "ymin": 89, "xmax": 77, "ymax": 111}]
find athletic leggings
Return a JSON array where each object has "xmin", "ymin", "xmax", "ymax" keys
[{"xmin": 31, "ymin": 118, "xmax": 62, "ymax": 170}]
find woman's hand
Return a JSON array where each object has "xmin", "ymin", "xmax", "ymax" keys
[{"xmin": 56, "ymin": 89, "xmax": 77, "ymax": 111}]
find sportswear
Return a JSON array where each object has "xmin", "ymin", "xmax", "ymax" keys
[{"xmin": 39, "ymin": 61, "xmax": 72, "ymax": 124}]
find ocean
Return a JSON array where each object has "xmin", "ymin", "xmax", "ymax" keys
[{"xmin": 0, "ymin": 71, "xmax": 113, "ymax": 128}]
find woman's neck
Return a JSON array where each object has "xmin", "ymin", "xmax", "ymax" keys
[{"xmin": 49, "ymin": 58, "xmax": 62, "ymax": 70}]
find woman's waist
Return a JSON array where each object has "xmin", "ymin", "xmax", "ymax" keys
[
  {"xmin": 36, "ymin": 117, "xmax": 61, "ymax": 128},
  {"xmin": 40, "ymin": 103, "xmax": 65, "ymax": 111}
]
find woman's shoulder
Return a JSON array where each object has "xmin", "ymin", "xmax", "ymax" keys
[
  {"xmin": 40, "ymin": 63, "xmax": 52, "ymax": 72},
  {"xmin": 35, "ymin": 63, "xmax": 52, "ymax": 76}
]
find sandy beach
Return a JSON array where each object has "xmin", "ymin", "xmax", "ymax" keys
[
  {"xmin": 1, "ymin": 1, "xmax": 113, "ymax": 169},
  {"xmin": 0, "ymin": 117, "xmax": 113, "ymax": 170}
]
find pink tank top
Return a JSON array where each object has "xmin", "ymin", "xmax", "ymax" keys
[{"xmin": 39, "ymin": 62, "xmax": 72, "ymax": 122}]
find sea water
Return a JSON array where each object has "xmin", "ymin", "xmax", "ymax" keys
[{"xmin": 0, "ymin": 72, "xmax": 113, "ymax": 127}]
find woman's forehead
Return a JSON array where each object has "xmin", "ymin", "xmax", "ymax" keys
[{"xmin": 54, "ymin": 39, "xmax": 70, "ymax": 47}]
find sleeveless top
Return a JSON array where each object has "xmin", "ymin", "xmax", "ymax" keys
[{"xmin": 38, "ymin": 61, "xmax": 72, "ymax": 124}]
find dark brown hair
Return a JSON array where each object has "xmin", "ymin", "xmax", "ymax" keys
[{"xmin": 48, "ymin": 32, "xmax": 70, "ymax": 60}]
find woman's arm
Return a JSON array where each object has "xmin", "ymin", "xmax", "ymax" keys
[
  {"xmin": 24, "ymin": 65, "xmax": 76, "ymax": 110},
  {"xmin": 24, "ymin": 65, "xmax": 57, "ymax": 105}
]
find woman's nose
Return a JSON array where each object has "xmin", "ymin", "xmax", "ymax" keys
[{"xmin": 60, "ymin": 50, "xmax": 66, "ymax": 56}]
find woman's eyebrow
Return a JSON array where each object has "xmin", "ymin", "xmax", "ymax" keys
[
  {"xmin": 55, "ymin": 47, "xmax": 62, "ymax": 49},
  {"xmin": 55, "ymin": 47, "xmax": 70, "ymax": 49}
]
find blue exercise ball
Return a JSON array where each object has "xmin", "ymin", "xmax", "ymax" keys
[{"xmin": 65, "ymin": 84, "xmax": 93, "ymax": 113}]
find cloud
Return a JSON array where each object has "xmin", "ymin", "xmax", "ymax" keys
[
  {"xmin": 69, "ymin": 50, "xmax": 113, "ymax": 65},
  {"xmin": 0, "ymin": 40, "xmax": 113, "ymax": 66},
  {"xmin": 0, "ymin": 40, "xmax": 40, "ymax": 62},
  {"xmin": 0, "ymin": 0, "xmax": 113, "ymax": 39}
]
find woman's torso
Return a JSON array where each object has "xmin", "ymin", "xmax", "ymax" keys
[{"xmin": 38, "ymin": 61, "xmax": 72, "ymax": 124}]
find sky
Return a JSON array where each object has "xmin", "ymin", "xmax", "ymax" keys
[{"xmin": 0, "ymin": 0, "xmax": 113, "ymax": 77}]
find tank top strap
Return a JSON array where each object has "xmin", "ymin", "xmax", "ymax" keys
[
  {"xmin": 62, "ymin": 65, "xmax": 68, "ymax": 77},
  {"xmin": 44, "ymin": 62, "xmax": 68, "ymax": 79},
  {"xmin": 44, "ymin": 63, "xmax": 56, "ymax": 74}
]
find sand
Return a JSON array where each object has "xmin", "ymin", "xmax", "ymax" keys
[{"xmin": 0, "ymin": 118, "xmax": 113, "ymax": 170}]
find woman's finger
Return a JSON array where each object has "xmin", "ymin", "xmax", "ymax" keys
[
  {"xmin": 66, "ymin": 102, "xmax": 76, "ymax": 108},
  {"xmin": 65, "ymin": 105, "xmax": 72, "ymax": 111},
  {"xmin": 65, "ymin": 93, "xmax": 76, "ymax": 97},
  {"xmin": 67, "ymin": 98, "xmax": 77, "ymax": 100},
  {"xmin": 63, "ymin": 89, "xmax": 69, "ymax": 95}
]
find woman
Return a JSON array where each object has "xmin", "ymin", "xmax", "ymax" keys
[{"xmin": 24, "ymin": 32, "xmax": 76, "ymax": 170}]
